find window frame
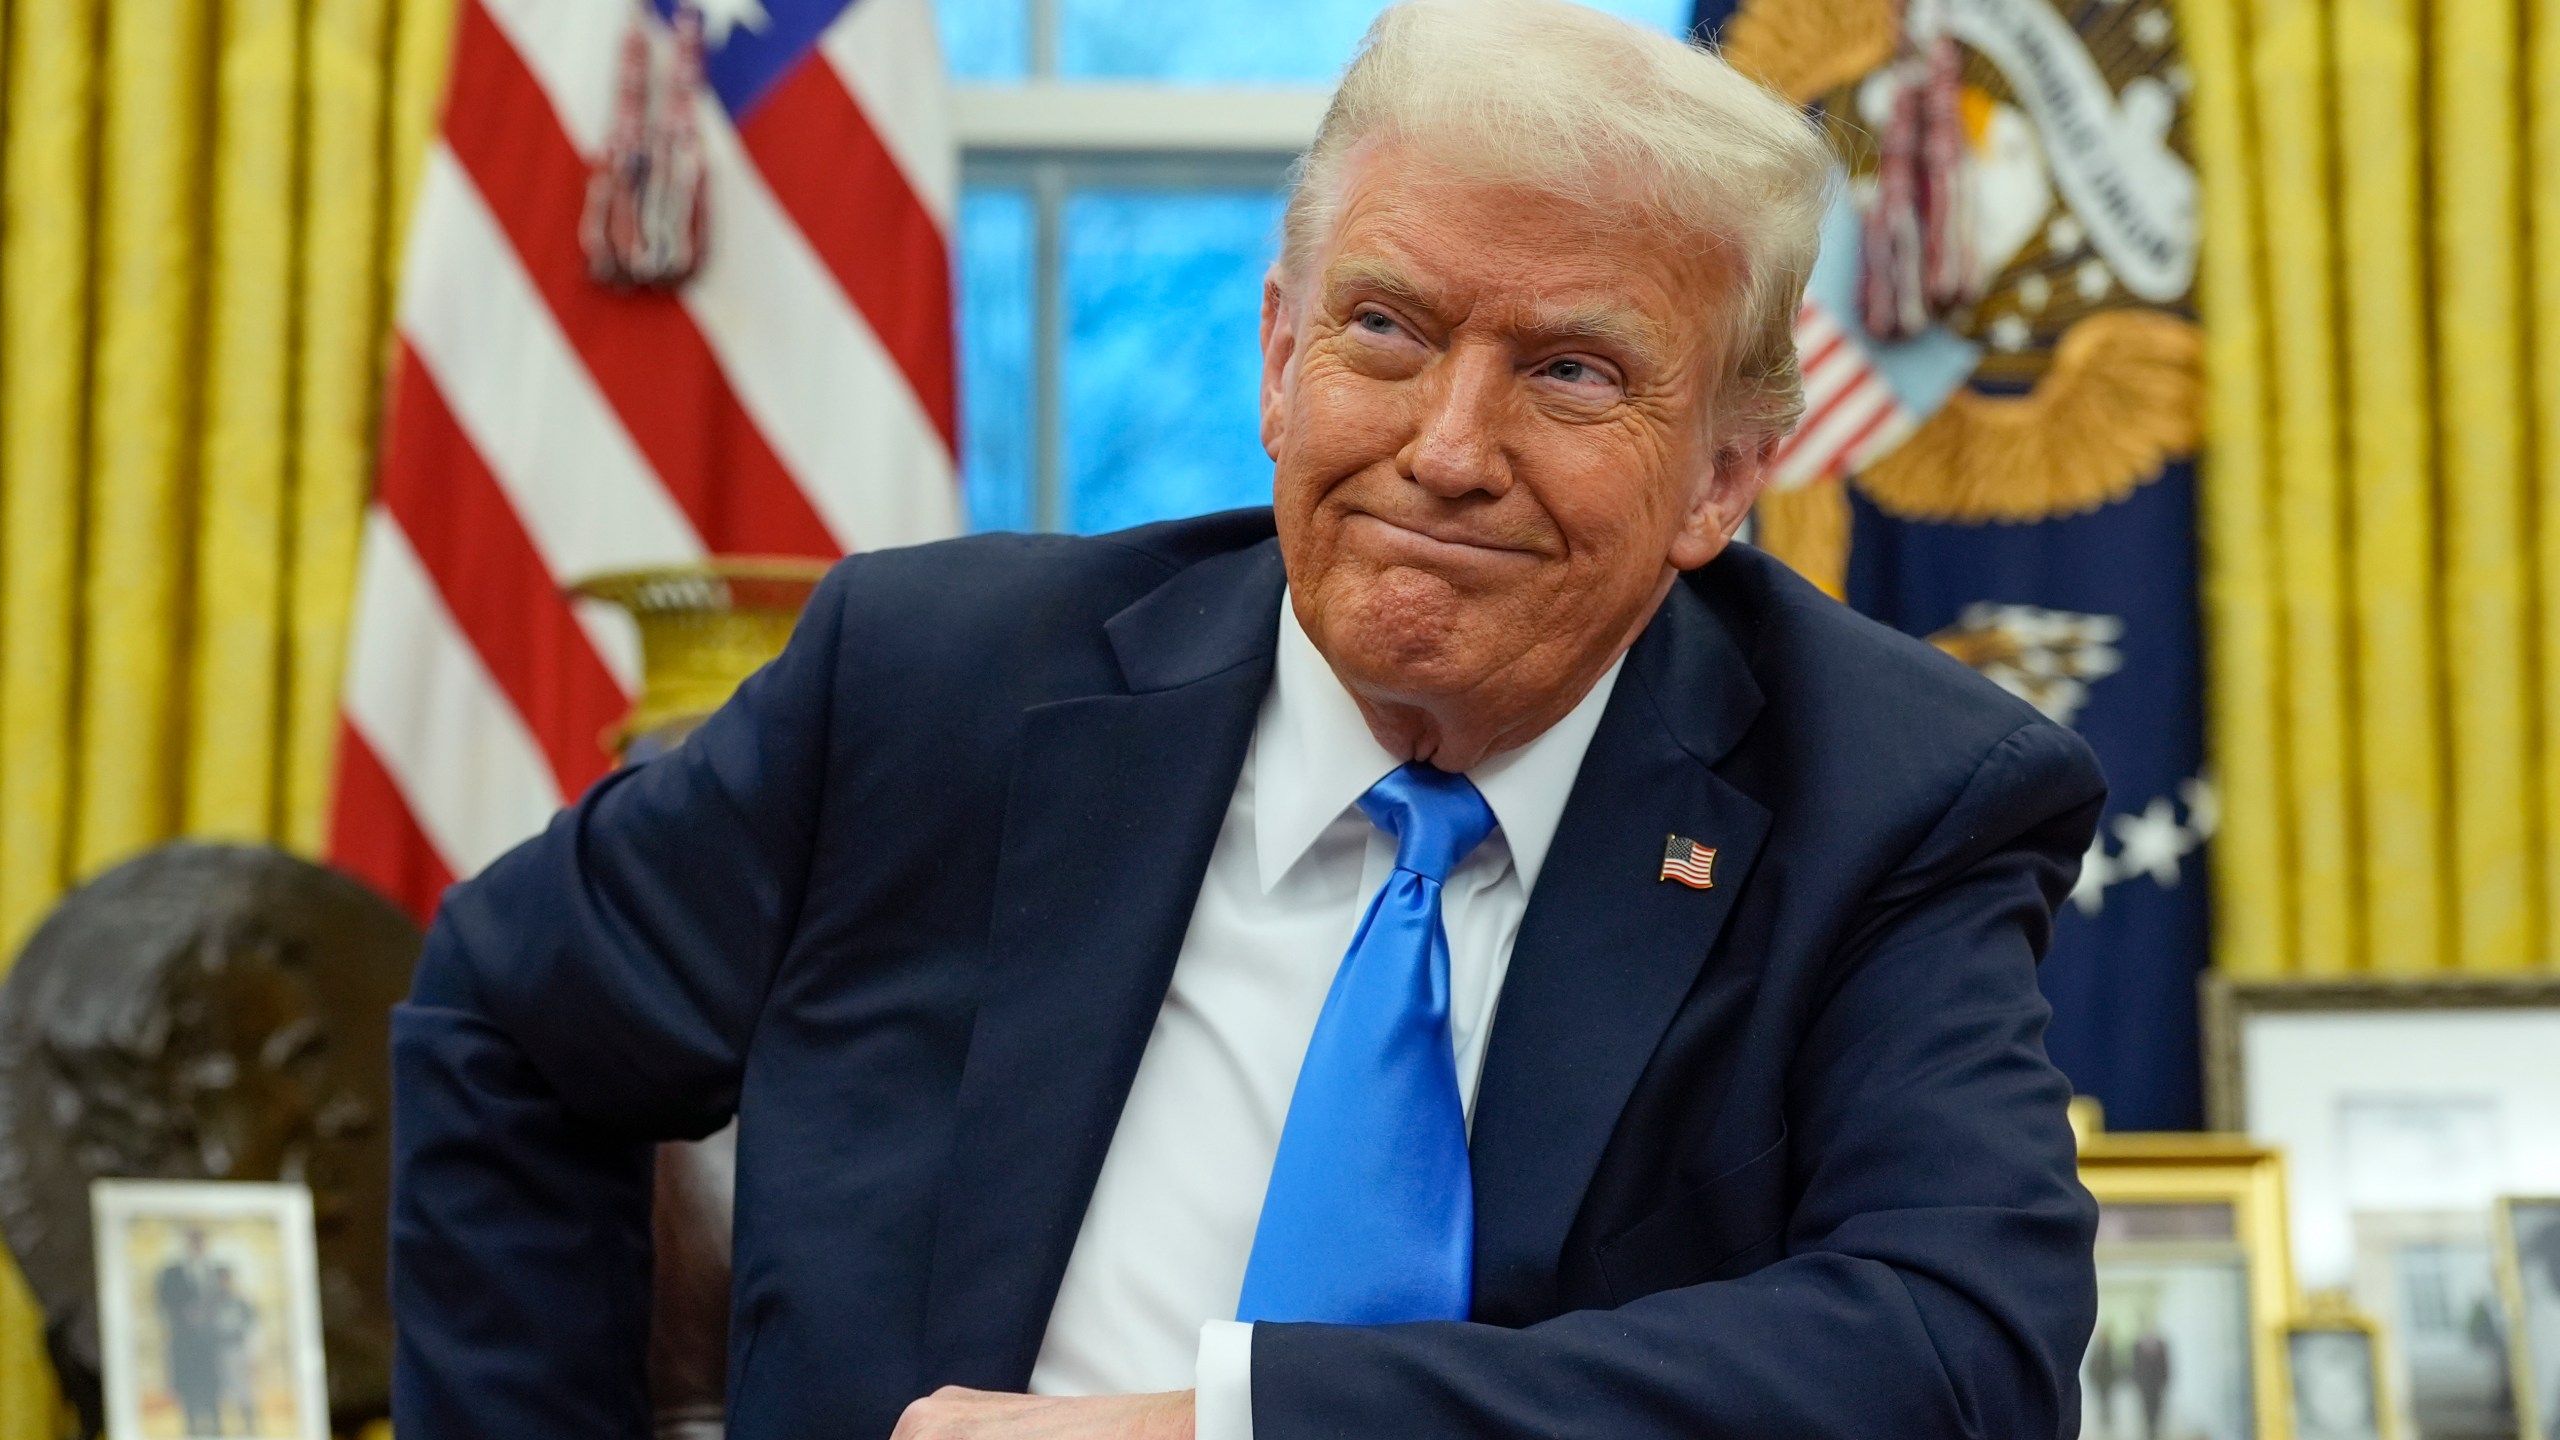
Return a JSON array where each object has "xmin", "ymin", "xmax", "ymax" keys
[{"xmin": 956, "ymin": 94, "xmax": 1316, "ymax": 530}]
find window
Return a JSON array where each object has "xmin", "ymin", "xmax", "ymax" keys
[{"xmin": 939, "ymin": 0, "xmax": 1695, "ymax": 533}]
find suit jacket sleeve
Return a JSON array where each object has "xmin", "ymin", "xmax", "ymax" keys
[
  {"xmin": 388, "ymin": 565, "xmax": 852, "ymax": 1439},
  {"xmin": 1250, "ymin": 720, "xmax": 2105, "ymax": 1440}
]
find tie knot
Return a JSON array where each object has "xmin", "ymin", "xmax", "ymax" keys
[{"xmin": 1357, "ymin": 762, "xmax": 1496, "ymax": 883}]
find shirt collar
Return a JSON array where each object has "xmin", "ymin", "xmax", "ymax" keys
[{"xmin": 1252, "ymin": 590, "xmax": 1624, "ymax": 895}]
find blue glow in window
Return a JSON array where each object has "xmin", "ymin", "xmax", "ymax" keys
[
  {"xmin": 1059, "ymin": 0, "xmax": 1382, "ymax": 81},
  {"xmin": 959, "ymin": 188, "xmax": 1036, "ymax": 532},
  {"xmin": 1056, "ymin": 0, "xmax": 1694, "ymax": 80},
  {"xmin": 1062, "ymin": 190, "xmax": 1284, "ymax": 534},
  {"xmin": 935, "ymin": 0, "xmax": 1029, "ymax": 80}
]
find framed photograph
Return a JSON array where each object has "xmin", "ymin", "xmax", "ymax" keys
[
  {"xmin": 2349, "ymin": 1209, "xmax": 2518, "ymax": 1440},
  {"xmin": 2080, "ymin": 1130, "xmax": 2294, "ymax": 1440},
  {"xmin": 2201, "ymin": 977, "xmax": 2560, "ymax": 1297},
  {"xmin": 2499, "ymin": 1197, "xmax": 2560, "ymax": 1440},
  {"xmin": 92, "ymin": 1181, "xmax": 330, "ymax": 1440},
  {"xmin": 2288, "ymin": 1293, "xmax": 2400, "ymax": 1440}
]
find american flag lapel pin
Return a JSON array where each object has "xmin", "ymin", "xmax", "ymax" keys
[{"xmin": 1659, "ymin": 834, "xmax": 1716, "ymax": 889}]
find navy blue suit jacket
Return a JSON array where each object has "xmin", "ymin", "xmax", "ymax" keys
[{"xmin": 391, "ymin": 509, "xmax": 2104, "ymax": 1439}]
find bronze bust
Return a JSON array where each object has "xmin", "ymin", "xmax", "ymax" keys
[{"xmin": 0, "ymin": 843, "xmax": 418, "ymax": 1434}]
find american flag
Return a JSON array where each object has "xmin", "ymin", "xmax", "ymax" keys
[
  {"xmin": 1659, "ymin": 835, "xmax": 1717, "ymax": 890},
  {"xmin": 329, "ymin": 0, "xmax": 957, "ymax": 922},
  {"xmin": 1767, "ymin": 298, "xmax": 1916, "ymax": 492}
]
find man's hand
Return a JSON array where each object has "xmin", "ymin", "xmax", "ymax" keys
[{"xmin": 890, "ymin": 1387, "xmax": 1195, "ymax": 1440}]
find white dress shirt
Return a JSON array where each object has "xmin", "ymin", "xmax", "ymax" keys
[{"xmin": 1026, "ymin": 590, "xmax": 1623, "ymax": 1439}]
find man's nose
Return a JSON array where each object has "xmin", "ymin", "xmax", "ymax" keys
[{"xmin": 1401, "ymin": 345, "xmax": 1513, "ymax": 499}]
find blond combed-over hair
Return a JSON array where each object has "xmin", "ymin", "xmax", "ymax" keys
[{"xmin": 1280, "ymin": 0, "xmax": 1834, "ymax": 444}]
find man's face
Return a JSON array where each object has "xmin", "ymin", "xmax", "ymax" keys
[{"xmin": 1262, "ymin": 143, "xmax": 1766, "ymax": 741}]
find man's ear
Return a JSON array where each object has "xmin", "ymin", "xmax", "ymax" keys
[
  {"xmin": 1667, "ymin": 431, "xmax": 1777, "ymax": 571},
  {"xmin": 1260, "ymin": 267, "xmax": 1297, "ymax": 461}
]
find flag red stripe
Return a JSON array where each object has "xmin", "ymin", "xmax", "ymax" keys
[
  {"xmin": 1797, "ymin": 330, "xmax": 1847, "ymax": 378},
  {"xmin": 740, "ymin": 54, "xmax": 957, "ymax": 450},
  {"xmin": 1772, "ymin": 370, "xmax": 1886, "ymax": 468},
  {"xmin": 329, "ymin": 721, "xmax": 460, "ymax": 928},
  {"xmin": 332, "ymin": 1, "xmax": 954, "ymax": 893},
  {"xmin": 443, "ymin": 0, "xmax": 840, "ymax": 558},
  {"xmin": 1831, "ymin": 397, "xmax": 1904, "ymax": 475},
  {"xmin": 378, "ymin": 350, "xmax": 628, "ymax": 801}
]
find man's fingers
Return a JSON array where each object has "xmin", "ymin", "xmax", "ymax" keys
[
  {"xmin": 890, "ymin": 1384, "xmax": 985, "ymax": 1438},
  {"xmin": 893, "ymin": 1386, "xmax": 1071, "ymax": 1438},
  {"xmin": 888, "ymin": 1387, "xmax": 1194, "ymax": 1440}
]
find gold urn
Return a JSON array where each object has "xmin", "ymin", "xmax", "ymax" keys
[{"xmin": 571, "ymin": 557, "xmax": 833, "ymax": 761}]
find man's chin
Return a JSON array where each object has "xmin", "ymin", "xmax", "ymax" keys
[{"xmin": 1302, "ymin": 583, "xmax": 1493, "ymax": 700}]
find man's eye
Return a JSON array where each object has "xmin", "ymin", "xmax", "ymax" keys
[
  {"xmin": 1543, "ymin": 358, "xmax": 1614, "ymax": 388},
  {"xmin": 1356, "ymin": 311, "xmax": 1399, "ymax": 335}
]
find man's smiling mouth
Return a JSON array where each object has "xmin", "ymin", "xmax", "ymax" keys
[{"xmin": 1345, "ymin": 510, "xmax": 1542, "ymax": 562}]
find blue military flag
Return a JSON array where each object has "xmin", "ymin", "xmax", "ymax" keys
[{"xmin": 1695, "ymin": 0, "xmax": 2212, "ymax": 1128}]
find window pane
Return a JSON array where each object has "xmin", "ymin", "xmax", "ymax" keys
[
  {"xmin": 1057, "ymin": 0, "xmax": 1693, "ymax": 81},
  {"xmin": 960, "ymin": 187, "xmax": 1036, "ymax": 532},
  {"xmin": 937, "ymin": 0, "xmax": 1029, "ymax": 80},
  {"xmin": 1062, "ymin": 190, "xmax": 1284, "ymax": 534},
  {"xmin": 1579, "ymin": 0, "xmax": 1695, "ymax": 35},
  {"xmin": 1058, "ymin": 0, "xmax": 1380, "ymax": 81}
]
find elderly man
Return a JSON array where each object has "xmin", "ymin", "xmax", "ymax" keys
[{"xmin": 390, "ymin": 1, "xmax": 2103, "ymax": 1436}]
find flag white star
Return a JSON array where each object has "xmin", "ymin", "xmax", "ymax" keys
[
  {"xmin": 2178, "ymin": 775, "xmax": 2220, "ymax": 842},
  {"xmin": 690, "ymin": 0, "xmax": 771, "ymax": 48},
  {"xmin": 2111, "ymin": 797, "xmax": 2192, "ymax": 888},
  {"xmin": 2071, "ymin": 835, "xmax": 2116, "ymax": 916}
]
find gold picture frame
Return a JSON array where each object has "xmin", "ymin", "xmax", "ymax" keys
[
  {"xmin": 2287, "ymin": 1290, "xmax": 2402, "ymax": 1440},
  {"xmin": 2496, "ymin": 1195, "xmax": 2560, "ymax": 1440},
  {"xmin": 2078, "ymin": 1127, "xmax": 2294, "ymax": 1440}
]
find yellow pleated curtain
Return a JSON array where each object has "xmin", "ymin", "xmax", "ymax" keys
[
  {"xmin": 0, "ymin": 0, "xmax": 453, "ymax": 1424},
  {"xmin": 2181, "ymin": 0, "xmax": 2560, "ymax": 978}
]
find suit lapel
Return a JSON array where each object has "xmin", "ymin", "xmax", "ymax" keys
[
  {"xmin": 1466, "ymin": 576, "xmax": 1772, "ymax": 1323},
  {"xmin": 923, "ymin": 543, "xmax": 1285, "ymax": 1390}
]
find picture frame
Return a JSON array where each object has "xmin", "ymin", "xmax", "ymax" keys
[
  {"xmin": 2287, "ymin": 1291, "xmax": 2401, "ymax": 1440},
  {"xmin": 2498, "ymin": 1196, "xmax": 2560, "ymax": 1440},
  {"xmin": 2347, "ymin": 1208, "xmax": 2518, "ymax": 1440},
  {"xmin": 91, "ymin": 1180, "xmax": 331, "ymax": 1440},
  {"xmin": 2200, "ymin": 976, "xmax": 2560, "ymax": 1294},
  {"xmin": 2079, "ymin": 1128, "xmax": 2294, "ymax": 1440}
]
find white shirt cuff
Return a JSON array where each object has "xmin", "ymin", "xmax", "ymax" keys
[{"xmin": 1194, "ymin": 1320, "xmax": 1256, "ymax": 1440}]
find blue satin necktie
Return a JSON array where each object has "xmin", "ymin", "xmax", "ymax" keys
[{"xmin": 1235, "ymin": 761, "xmax": 1496, "ymax": 1325}]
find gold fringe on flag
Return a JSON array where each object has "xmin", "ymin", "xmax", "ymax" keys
[
  {"xmin": 1720, "ymin": 0, "xmax": 1894, "ymax": 105},
  {"xmin": 1750, "ymin": 483, "xmax": 1853, "ymax": 600}
]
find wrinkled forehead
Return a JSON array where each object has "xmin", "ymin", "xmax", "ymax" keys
[{"xmin": 1306, "ymin": 141, "xmax": 1736, "ymax": 359}]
